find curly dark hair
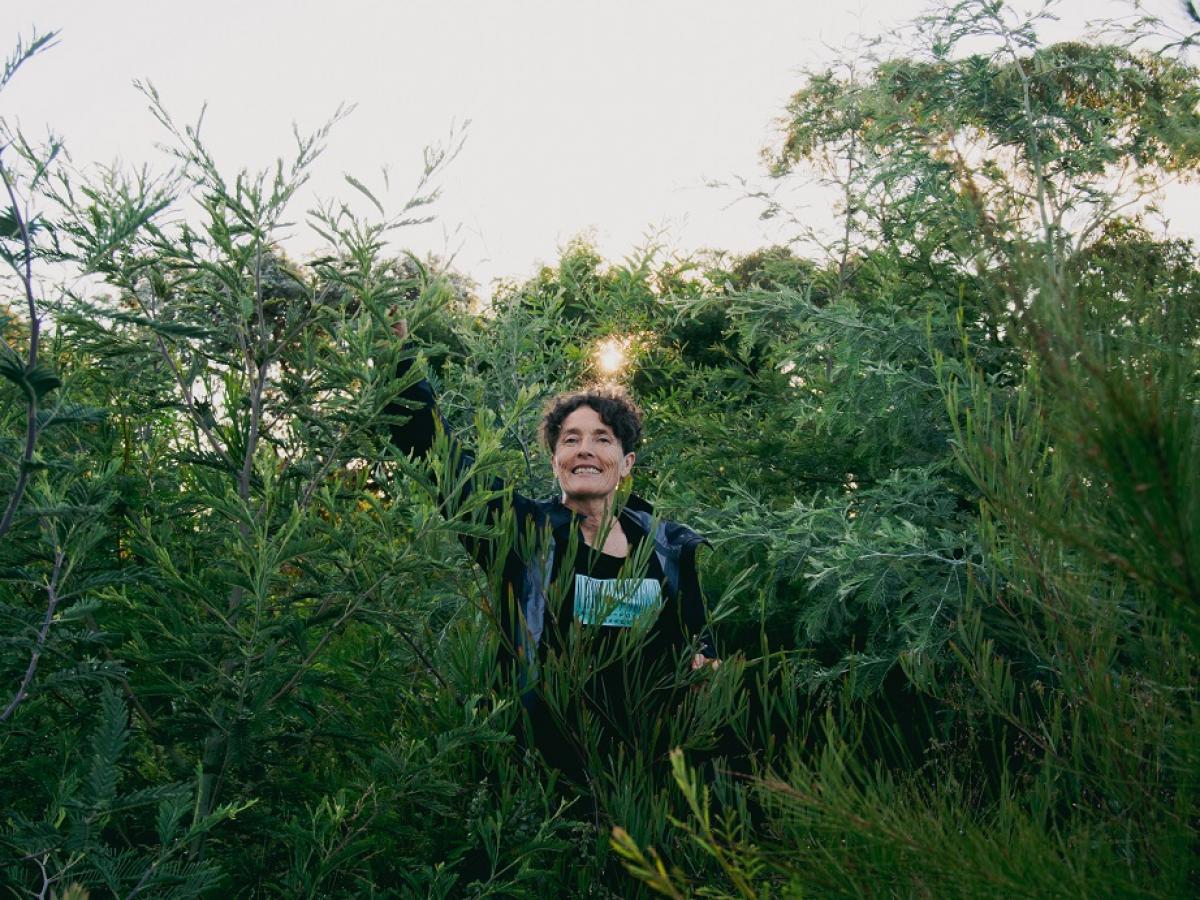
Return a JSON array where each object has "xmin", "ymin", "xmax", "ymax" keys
[{"xmin": 540, "ymin": 386, "xmax": 643, "ymax": 454}]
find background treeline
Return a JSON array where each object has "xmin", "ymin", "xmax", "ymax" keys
[{"xmin": 2, "ymin": 1, "xmax": 1197, "ymax": 896}]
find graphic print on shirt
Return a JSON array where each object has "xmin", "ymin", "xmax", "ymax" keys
[{"xmin": 574, "ymin": 574, "xmax": 663, "ymax": 628}]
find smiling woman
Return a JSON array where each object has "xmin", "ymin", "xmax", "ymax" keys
[
  {"xmin": 545, "ymin": 392, "xmax": 639, "ymax": 554},
  {"xmin": 385, "ymin": 317, "xmax": 719, "ymax": 784}
]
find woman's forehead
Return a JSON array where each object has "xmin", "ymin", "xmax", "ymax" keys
[{"xmin": 560, "ymin": 405, "xmax": 612, "ymax": 432}]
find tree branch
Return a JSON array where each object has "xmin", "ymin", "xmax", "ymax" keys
[
  {"xmin": 0, "ymin": 157, "xmax": 42, "ymax": 541},
  {"xmin": 0, "ymin": 545, "xmax": 65, "ymax": 721}
]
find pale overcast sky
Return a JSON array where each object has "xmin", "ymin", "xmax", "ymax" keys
[{"xmin": 5, "ymin": 0, "xmax": 1197, "ymax": 293}]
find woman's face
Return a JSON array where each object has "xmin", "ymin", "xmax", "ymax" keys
[{"xmin": 551, "ymin": 405, "xmax": 635, "ymax": 502}]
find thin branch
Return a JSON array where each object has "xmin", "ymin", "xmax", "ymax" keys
[
  {"xmin": 990, "ymin": 7, "xmax": 1058, "ymax": 279},
  {"xmin": 32, "ymin": 853, "xmax": 49, "ymax": 900},
  {"xmin": 0, "ymin": 158, "xmax": 42, "ymax": 541},
  {"xmin": 0, "ymin": 160, "xmax": 38, "ymax": 362},
  {"xmin": 0, "ymin": 545, "xmax": 65, "ymax": 721},
  {"xmin": 266, "ymin": 589, "xmax": 373, "ymax": 707},
  {"xmin": 150, "ymin": 330, "xmax": 233, "ymax": 466},
  {"xmin": 394, "ymin": 621, "xmax": 464, "ymax": 704},
  {"xmin": 238, "ymin": 246, "xmax": 269, "ymax": 503}
]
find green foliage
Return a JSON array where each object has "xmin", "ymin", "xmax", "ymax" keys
[
  {"xmin": 2, "ymin": 685, "xmax": 242, "ymax": 897},
  {"xmin": 2, "ymin": 1, "xmax": 1197, "ymax": 895}
]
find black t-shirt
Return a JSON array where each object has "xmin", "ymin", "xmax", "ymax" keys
[
  {"xmin": 531, "ymin": 512, "xmax": 694, "ymax": 776},
  {"xmin": 545, "ymin": 510, "xmax": 685, "ymax": 668}
]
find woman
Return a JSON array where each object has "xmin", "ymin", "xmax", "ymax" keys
[{"xmin": 387, "ymin": 318, "xmax": 718, "ymax": 780}]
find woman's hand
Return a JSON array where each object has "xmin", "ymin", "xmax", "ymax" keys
[
  {"xmin": 388, "ymin": 305, "xmax": 408, "ymax": 342},
  {"xmin": 691, "ymin": 653, "xmax": 721, "ymax": 672}
]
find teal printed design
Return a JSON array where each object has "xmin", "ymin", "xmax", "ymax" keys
[{"xmin": 574, "ymin": 575, "xmax": 663, "ymax": 628}]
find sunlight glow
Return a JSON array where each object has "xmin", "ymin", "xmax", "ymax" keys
[{"xmin": 595, "ymin": 337, "xmax": 628, "ymax": 375}]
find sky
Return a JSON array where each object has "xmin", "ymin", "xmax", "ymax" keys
[{"xmin": 5, "ymin": 0, "xmax": 1198, "ymax": 295}]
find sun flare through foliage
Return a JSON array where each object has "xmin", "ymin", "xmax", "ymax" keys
[{"xmin": 594, "ymin": 336, "xmax": 629, "ymax": 375}]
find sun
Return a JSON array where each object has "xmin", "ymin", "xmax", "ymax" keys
[{"xmin": 595, "ymin": 337, "xmax": 627, "ymax": 375}]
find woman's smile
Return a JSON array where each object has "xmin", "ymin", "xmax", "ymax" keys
[{"xmin": 552, "ymin": 407, "xmax": 635, "ymax": 502}]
